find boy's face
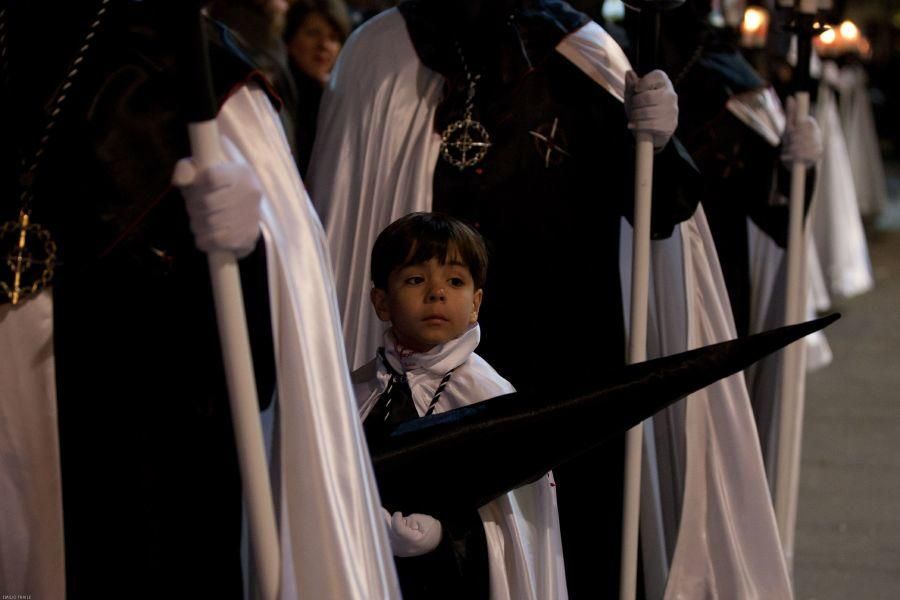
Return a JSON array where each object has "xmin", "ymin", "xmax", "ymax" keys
[{"xmin": 371, "ymin": 252, "xmax": 483, "ymax": 353}]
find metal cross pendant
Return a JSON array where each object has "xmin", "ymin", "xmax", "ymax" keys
[
  {"xmin": 1, "ymin": 210, "xmax": 57, "ymax": 305},
  {"xmin": 441, "ymin": 115, "xmax": 492, "ymax": 171},
  {"xmin": 529, "ymin": 117, "xmax": 572, "ymax": 168}
]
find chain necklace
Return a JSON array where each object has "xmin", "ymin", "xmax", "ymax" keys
[
  {"xmin": 440, "ymin": 42, "xmax": 491, "ymax": 171},
  {"xmin": 0, "ymin": 0, "xmax": 110, "ymax": 305},
  {"xmin": 673, "ymin": 41, "xmax": 707, "ymax": 89}
]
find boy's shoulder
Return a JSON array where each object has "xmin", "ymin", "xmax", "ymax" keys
[{"xmin": 457, "ymin": 352, "xmax": 516, "ymax": 397}]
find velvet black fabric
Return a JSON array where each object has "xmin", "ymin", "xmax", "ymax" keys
[
  {"xmin": 288, "ymin": 64, "xmax": 324, "ymax": 178},
  {"xmin": 2, "ymin": 2, "xmax": 276, "ymax": 596},
  {"xmin": 369, "ymin": 314, "xmax": 838, "ymax": 517},
  {"xmin": 393, "ymin": 509, "xmax": 490, "ymax": 600}
]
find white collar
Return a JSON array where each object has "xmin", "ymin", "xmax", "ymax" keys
[{"xmin": 382, "ymin": 324, "xmax": 480, "ymax": 378}]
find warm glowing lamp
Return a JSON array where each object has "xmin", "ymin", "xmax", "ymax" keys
[
  {"xmin": 839, "ymin": 20, "xmax": 859, "ymax": 41},
  {"xmin": 814, "ymin": 26, "xmax": 837, "ymax": 56},
  {"xmin": 741, "ymin": 6, "xmax": 770, "ymax": 48}
]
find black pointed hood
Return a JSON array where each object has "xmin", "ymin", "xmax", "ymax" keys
[{"xmin": 370, "ymin": 314, "xmax": 838, "ymax": 518}]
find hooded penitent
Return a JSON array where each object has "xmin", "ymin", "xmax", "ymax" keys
[{"xmin": 0, "ymin": 2, "xmax": 397, "ymax": 598}]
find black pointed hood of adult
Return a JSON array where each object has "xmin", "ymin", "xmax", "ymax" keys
[{"xmin": 369, "ymin": 314, "xmax": 838, "ymax": 519}]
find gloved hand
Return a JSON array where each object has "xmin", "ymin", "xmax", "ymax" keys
[
  {"xmin": 781, "ymin": 97, "xmax": 823, "ymax": 168},
  {"xmin": 624, "ymin": 70, "xmax": 679, "ymax": 150},
  {"xmin": 381, "ymin": 508, "xmax": 443, "ymax": 558},
  {"xmin": 172, "ymin": 159, "xmax": 263, "ymax": 258}
]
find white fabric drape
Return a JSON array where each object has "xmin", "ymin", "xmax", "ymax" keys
[
  {"xmin": 217, "ymin": 86, "xmax": 400, "ymax": 599},
  {"xmin": 308, "ymin": 9, "xmax": 444, "ymax": 370},
  {"xmin": 838, "ymin": 64, "xmax": 888, "ymax": 219},
  {"xmin": 812, "ymin": 63, "xmax": 874, "ymax": 300},
  {"xmin": 0, "ymin": 290, "xmax": 65, "ymax": 599},
  {"xmin": 620, "ymin": 209, "xmax": 793, "ymax": 600},
  {"xmin": 354, "ymin": 325, "xmax": 568, "ymax": 599}
]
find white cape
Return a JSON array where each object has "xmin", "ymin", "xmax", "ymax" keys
[
  {"xmin": 217, "ymin": 86, "xmax": 399, "ymax": 599},
  {"xmin": 812, "ymin": 62, "xmax": 874, "ymax": 300},
  {"xmin": 309, "ymin": 10, "xmax": 790, "ymax": 600},
  {"xmin": 0, "ymin": 290, "xmax": 64, "ymax": 599},
  {"xmin": 0, "ymin": 84, "xmax": 401, "ymax": 600},
  {"xmin": 838, "ymin": 64, "xmax": 888, "ymax": 219},
  {"xmin": 353, "ymin": 325, "xmax": 568, "ymax": 600}
]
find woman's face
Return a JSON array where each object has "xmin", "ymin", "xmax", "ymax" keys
[{"xmin": 287, "ymin": 12, "xmax": 342, "ymax": 84}]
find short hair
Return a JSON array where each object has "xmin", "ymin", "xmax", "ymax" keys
[{"xmin": 371, "ymin": 213, "xmax": 488, "ymax": 290}]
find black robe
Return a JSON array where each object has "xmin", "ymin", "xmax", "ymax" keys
[
  {"xmin": 2, "ymin": 3, "xmax": 275, "ymax": 596},
  {"xmin": 659, "ymin": 18, "xmax": 815, "ymax": 337}
]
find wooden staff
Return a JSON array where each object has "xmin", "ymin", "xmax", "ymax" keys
[
  {"xmin": 174, "ymin": 9, "xmax": 280, "ymax": 599},
  {"xmin": 620, "ymin": 2, "xmax": 683, "ymax": 598},
  {"xmin": 774, "ymin": 0, "xmax": 818, "ymax": 575}
]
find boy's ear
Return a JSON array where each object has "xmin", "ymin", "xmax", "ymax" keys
[
  {"xmin": 470, "ymin": 288, "xmax": 483, "ymax": 324},
  {"xmin": 371, "ymin": 287, "xmax": 392, "ymax": 322}
]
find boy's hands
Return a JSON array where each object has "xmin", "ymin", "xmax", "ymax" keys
[
  {"xmin": 624, "ymin": 70, "xmax": 679, "ymax": 150},
  {"xmin": 382, "ymin": 508, "xmax": 443, "ymax": 557},
  {"xmin": 172, "ymin": 159, "xmax": 263, "ymax": 258}
]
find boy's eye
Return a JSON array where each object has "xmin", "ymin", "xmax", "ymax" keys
[
  {"xmin": 405, "ymin": 276, "xmax": 425, "ymax": 285},
  {"xmin": 449, "ymin": 277, "xmax": 465, "ymax": 287}
]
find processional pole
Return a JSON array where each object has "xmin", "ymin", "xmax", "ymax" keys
[
  {"xmin": 174, "ymin": 7, "xmax": 280, "ymax": 600},
  {"xmin": 619, "ymin": 2, "xmax": 683, "ymax": 598},
  {"xmin": 773, "ymin": 0, "xmax": 819, "ymax": 575}
]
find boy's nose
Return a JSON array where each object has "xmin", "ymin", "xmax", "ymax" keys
[{"xmin": 427, "ymin": 287, "xmax": 446, "ymax": 301}]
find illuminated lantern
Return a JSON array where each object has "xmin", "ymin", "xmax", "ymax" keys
[
  {"xmin": 814, "ymin": 26, "xmax": 837, "ymax": 56},
  {"xmin": 740, "ymin": 6, "xmax": 770, "ymax": 48}
]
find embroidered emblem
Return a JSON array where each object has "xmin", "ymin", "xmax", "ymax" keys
[{"xmin": 529, "ymin": 117, "xmax": 572, "ymax": 168}]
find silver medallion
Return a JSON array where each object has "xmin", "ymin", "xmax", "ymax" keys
[{"xmin": 440, "ymin": 116, "xmax": 491, "ymax": 171}]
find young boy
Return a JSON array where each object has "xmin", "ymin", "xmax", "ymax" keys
[{"xmin": 352, "ymin": 212, "xmax": 567, "ymax": 600}]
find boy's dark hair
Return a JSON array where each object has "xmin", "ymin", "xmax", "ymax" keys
[{"xmin": 371, "ymin": 213, "xmax": 488, "ymax": 290}]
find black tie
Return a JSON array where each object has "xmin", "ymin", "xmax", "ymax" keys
[{"xmin": 363, "ymin": 349, "xmax": 419, "ymax": 442}]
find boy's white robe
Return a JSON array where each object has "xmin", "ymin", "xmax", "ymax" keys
[
  {"xmin": 353, "ymin": 325, "xmax": 567, "ymax": 600},
  {"xmin": 0, "ymin": 85, "xmax": 400, "ymax": 600},
  {"xmin": 309, "ymin": 10, "xmax": 790, "ymax": 599}
]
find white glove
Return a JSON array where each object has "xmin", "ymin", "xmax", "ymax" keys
[
  {"xmin": 172, "ymin": 158, "xmax": 263, "ymax": 258},
  {"xmin": 781, "ymin": 97, "xmax": 823, "ymax": 168},
  {"xmin": 624, "ymin": 69, "xmax": 679, "ymax": 150},
  {"xmin": 382, "ymin": 508, "xmax": 443, "ymax": 558}
]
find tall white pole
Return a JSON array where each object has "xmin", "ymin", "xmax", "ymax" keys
[
  {"xmin": 774, "ymin": 0, "xmax": 817, "ymax": 574},
  {"xmin": 773, "ymin": 90, "xmax": 811, "ymax": 572},
  {"xmin": 620, "ymin": 131, "xmax": 655, "ymax": 600},
  {"xmin": 188, "ymin": 120, "xmax": 281, "ymax": 600}
]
